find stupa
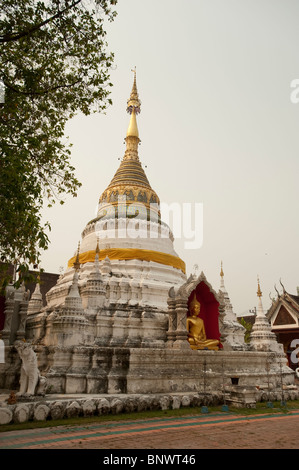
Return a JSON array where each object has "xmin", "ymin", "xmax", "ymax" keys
[
  {"xmin": 250, "ymin": 277, "xmax": 283, "ymax": 353},
  {"xmin": 0, "ymin": 72, "xmax": 296, "ymax": 403},
  {"xmin": 218, "ymin": 262, "xmax": 247, "ymax": 350},
  {"xmin": 43, "ymin": 70, "xmax": 186, "ymax": 315}
]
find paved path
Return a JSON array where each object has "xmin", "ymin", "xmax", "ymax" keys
[{"xmin": 1, "ymin": 411, "xmax": 299, "ymax": 450}]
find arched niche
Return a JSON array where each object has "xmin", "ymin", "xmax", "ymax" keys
[
  {"xmin": 167, "ymin": 271, "xmax": 225, "ymax": 349},
  {"xmin": 187, "ymin": 281, "xmax": 222, "ymax": 347}
]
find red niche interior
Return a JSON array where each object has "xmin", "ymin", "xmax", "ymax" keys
[{"xmin": 187, "ymin": 281, "xmax": 222, "ymax": 348}]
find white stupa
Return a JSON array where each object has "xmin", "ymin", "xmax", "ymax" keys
[
  {"xmin": 3, "ymin": 74, "xmax": 295, "ymax": 399},
  {"xmin": 218, "ymin": 262, "xmax": 246, "ymax": 350},
  {"xmin": 250, "ymin": 277, "xmax": 283, "ymax": 353},
  {"xmin": 44, "ymin": 71, "xmax": 186, "ymax": 312},
  {"xmin": 26, "ymin": 71, "xmax": 187, "ymax": 353}
]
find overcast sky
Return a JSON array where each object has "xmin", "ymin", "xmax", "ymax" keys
[{"xmin": 40, "ymin": 0, "xmax": 299, "ymax": 316}]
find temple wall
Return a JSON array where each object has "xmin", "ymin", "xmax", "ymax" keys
[
  {"xmin": 126, "ymin": 349, "xmax": 294, "ymax": 394},
  {"xmin": 41, "ymin": 348, "xmax": 296, "ymax": 395},
  {"xmin": 25, "ymin": 306, "xmax": 168, "ymax": 350},
  {"xmin": 1, "ymin": 345, "xmax": 293, "ymax": 396}
]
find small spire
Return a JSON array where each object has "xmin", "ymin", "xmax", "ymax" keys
[
  {"xmin": 256, "ymin": 276, "xmax": 265, "ymax": 318},
  {"xmin": 73, "ymin": 241, "xmax": 81, "ymax": 271},
  {"xmin": 94, "ymin": 238, "xmax": 100, "ymax": 272},
  {"xmin": 88, "ymin": 238, "xmax": 101, "ymax": 279},
  {"xmin": 127, "ymin": 67, "xmax": 141, "ymax": 114},
  {"xmin": 126, "ymin": 68, "xmax": 141, "ymax": 139},
  {"xmin": 257, "ymin": 276, "xmax": 262, "ymax": 297},
  {"xmin": 220, "ymin": 261, "xmax": 224, "ymax": 278},
  {"xmin": 219, "ymin": 261, "xmax": 225, "ymax": 291},
  {"xmin": 65, "ymin": 270, "xmax": 82, "ymax": 308}
]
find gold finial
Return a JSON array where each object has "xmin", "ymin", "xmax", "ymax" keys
[
  {"xmin": 220, "ymin": 261, "xmax": 224, "ymax": 278},
  {"xmin": 127, "ymin": 67, "xmax": 141, "ymax": 114},
  {"xmin": 73, "ymin": 242, "xmax": 81, "ymax": 271},
  {"xmin": 257, "ymin": 276, "xmax": 262, "ymax": 297},
  {"xmin": 126, "ymin": 108, "xmax": 139, "ymax": 138},
  {"xmin": 126, "ymin": 68, "xmax": 141, "ymax": 139}
]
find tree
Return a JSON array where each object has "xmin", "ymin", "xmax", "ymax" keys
[{"xmin": 0, "ymin": 0, "xmax": 117, "ymax": 288}]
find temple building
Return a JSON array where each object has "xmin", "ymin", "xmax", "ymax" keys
[
  {"xmin": 266, "ymin": 284, "xmax": 299, "ymax": 370},
  {"xmin": 0, "ymin": 72, "xmax": 296, "ymax": 403},
  {"xmin": 249, "ymin": 278, "xmax": 283, "ymax": 354},
  {"xmin": 44, "ymin": 70, "xmax": 186, "ymax": 315}
]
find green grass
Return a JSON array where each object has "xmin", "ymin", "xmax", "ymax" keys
[{"xmin": 1, "ymin": 400, "xmax": 299, "ymax": 433}]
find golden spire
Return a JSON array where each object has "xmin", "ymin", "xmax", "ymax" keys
[
  {"xmin": 126, "ymin": 68, "xmax": 141, "ymax": 140},
  {"xmin": 95, "ymin": 69, "xmax": 160, "ymax": 223},
  {"xmin": 220, "ymin": 261, "xmax": 224, "ymax": 278},
  {"xmin": 257, "ymin": 276, "xmax": 262, "ymax": 297},
  {"xmin": 127, "ymin": 67, "xmax": 141, "ymax": 113},
  {"xmin": 126, "ymin": 109, "xmax": 139, "ymax": 138}
]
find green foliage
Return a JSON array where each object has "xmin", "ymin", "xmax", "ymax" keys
[
  {"xmin": 0, "ymin": 0, "xmax": 117, "ymax": 287},
  {"xmin": 238, "ymin": 317, "xmax": 253, "ymax": 343}
]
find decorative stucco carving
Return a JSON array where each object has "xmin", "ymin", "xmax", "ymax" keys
[{"xmin": 14, "ymin": 341, "xmax": 47, "ymax": 396}]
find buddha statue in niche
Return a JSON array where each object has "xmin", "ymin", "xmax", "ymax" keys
[{"xmin": 187, "ymin": 292, "xmax": 219, "ymax": 350}]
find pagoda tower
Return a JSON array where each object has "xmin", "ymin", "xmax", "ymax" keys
[
  {"xmin": 2, "ymin": 73, "xmax": 296, "ymax": 399},
  {"xmin": 44, "ymin": 71, "xmax": 186, "ymax": 312},
  {"xmin": 218, "ymin": 262, "xmax": 246, "ymax": 350},
  {"xmin": 25, "ymin": 70, "xmax": 187, "ymax": 358},
  {"xmin": 250, "ymin": 277, "xmax": 283, "ymax": 352}
]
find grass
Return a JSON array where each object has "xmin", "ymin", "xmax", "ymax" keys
[{"xmin": 1, "ymin": 400, "xmax": 299, "ymax": 433}]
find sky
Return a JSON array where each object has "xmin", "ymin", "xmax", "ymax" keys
[{"xmin": 40, "ymin": 0, "xmax": 299, "ymax": 316}]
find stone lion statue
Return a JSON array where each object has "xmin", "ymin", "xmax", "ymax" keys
[{"xmin": 14, "ymin": 341, "xmax": 46, "ymax": 397}]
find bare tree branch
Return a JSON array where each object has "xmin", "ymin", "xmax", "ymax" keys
[
  {"xmin": 0, "ymin": 0, "xmax": 82, "ymax": 43},
  {"xmin": 3, "ymin": 77, "xmax": 82, "ymax": 95}
]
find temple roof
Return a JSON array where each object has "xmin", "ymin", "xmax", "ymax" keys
[
  {"xmin": 289, "ymin": 294, "xmax": 299, "ymax": 304},
  {"xmin": 105, "ymin": 154, "xmax": 152, "ymax": 190},
  {"xmin": 266, "ymin": 289, "xmax": 299, "ymax": 323}
]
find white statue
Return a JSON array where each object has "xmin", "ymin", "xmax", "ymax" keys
[{"xmin": 14, "ymin": 341, "xmax": 46, "ymax": 396}]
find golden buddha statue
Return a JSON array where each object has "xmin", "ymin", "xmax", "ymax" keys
[{"xmin": 187, "ymin": 293, "xmax": 220, "ymax": 350}]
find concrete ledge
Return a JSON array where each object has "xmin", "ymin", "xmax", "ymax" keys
[
  {"xmin": 0, "ymin": 391, "xmax": 222, "ymax": 425},
  {"xmin": 0, "ymin": 386, "xmax": 298, "ymax": 426}
]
